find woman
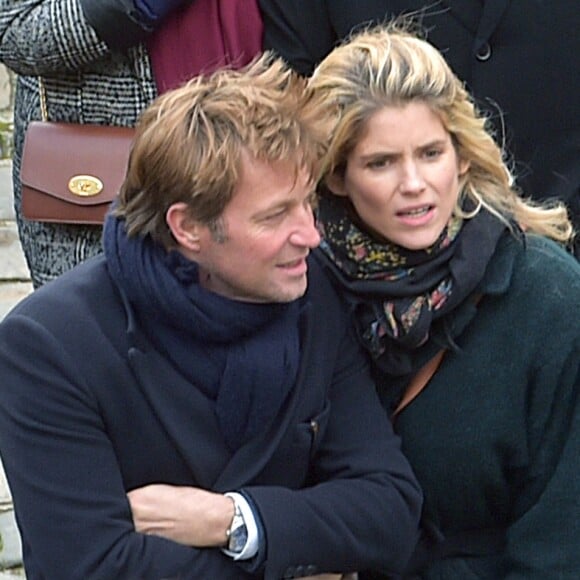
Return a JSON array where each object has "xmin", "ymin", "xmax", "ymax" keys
[
  {"xmin": 259, "ymin": 0, "xmax": 580, "ymax": 258},
  {"xmin": 309, "ymin": 25, "xmax": 580, "ymax": 578},
  {"xmin": 0, "ymin": 0, "xmax": 261, "ymax": 288}
]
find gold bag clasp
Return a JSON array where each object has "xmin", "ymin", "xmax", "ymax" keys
[{"xmin": 68, "ymin": 175, "xmax": 104, "ymax": 197}]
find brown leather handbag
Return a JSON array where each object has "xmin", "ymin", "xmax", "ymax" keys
[{"xmin": 20, "ymin": 79, "xmax": 135, "ymax": 225}]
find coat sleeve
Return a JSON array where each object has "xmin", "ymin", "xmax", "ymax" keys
[
  {"xmin": 0, "ymin": 0, "xmax": 110, "ymax": 74},
  {"xmin": 504, "ymin": 345, "xmax": 580, "ymax": 578},
  {"xmin": 503, "ymin": 256, "xmax": 580, "ymax": 578},
  {"xmin": 0, "ymin": 313, "xmax": 251, "ymax": 579},
  {"xmin": 79, "ymin": 0, "xmax": 192, "ymax": 51},
  {"xmin": 243, "ymin": 323, "xmax": 423, "ymax": 579},
  {"xmin": 0, "ymin": 0, "xmax": 160, "ymax": 74}
]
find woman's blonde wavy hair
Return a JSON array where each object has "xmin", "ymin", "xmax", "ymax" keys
[{"xmin": 308, "ymin": 23, "xmax": 573, "ymax": 243}]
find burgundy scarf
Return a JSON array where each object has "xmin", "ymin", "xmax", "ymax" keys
[{"xmin": 147, "ymin": 0, "xmax": 263, "ymax": 94}]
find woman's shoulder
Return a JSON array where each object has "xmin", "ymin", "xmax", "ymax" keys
[
  {"xmin": 484, "ymin": 234, "xmax": 580, "ymax": 308},
  {"xmin": 515, "ymin": 235, "xmax": 579, "ymax": 288},
  {"xmin": 518, "ymin": 234, "xmax": 578, "ymax": 264},
  {"xmin": 490, "ymin": 233, "xmax": 580, "ymax": 289}
]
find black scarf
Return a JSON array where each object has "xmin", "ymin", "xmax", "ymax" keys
[
  {"xmin": 316, "ymin": 194, "xmax": 506, "ymax": 377},
  {"xmin": 103, "ymin": 215, "xmax": 301, "ymax": 451}
]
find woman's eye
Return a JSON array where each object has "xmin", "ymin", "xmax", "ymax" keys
[
  {"xmin": 367, "ymin": 157, "xmax": 390, "ymax": 169},
  {"xmin": 424, "ymin": 148, "xmax": 443, "ymax": 159}
]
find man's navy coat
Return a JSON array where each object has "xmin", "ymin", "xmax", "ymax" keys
[{"xmin": 0, "ymin": 255, "xmax": 421, "ymax": 579}]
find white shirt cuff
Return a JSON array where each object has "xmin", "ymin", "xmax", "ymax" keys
[{"xmin": 221, "ymin": 492, "xmax": 259, "ymax": 560}]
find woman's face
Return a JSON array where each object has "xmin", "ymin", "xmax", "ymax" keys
[{"xmin": 329, "ymin": 101, "xmax": 469, "ymax": 250}]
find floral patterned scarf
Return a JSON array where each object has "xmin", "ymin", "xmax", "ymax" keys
[{"xmin": 316, "ymin": 194, "xmax": 506, "ymax": 376}]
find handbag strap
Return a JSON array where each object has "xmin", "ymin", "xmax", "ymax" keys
[
  {"xmin": 392, "ymin": 349, "xmax": 446, "ymax": 418},
  {"xmin": 37, "ymin": 77, "xmax": 48, "ymax": 121},
  {"xmin": 392, "ymin": 293, "xmax": 483, "ymax": 418}
]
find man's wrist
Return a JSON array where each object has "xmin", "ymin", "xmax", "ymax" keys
[
  {"xmin": 207, "ymin": 492, "xmax": 235, "ymax": 547},
  {"xmin": 225, "ymin": 496, "xmax": 247, "ymax": 553},
  {"xmin": 222, "ymin": 492, "xmax": 259, "ymax": 560}
]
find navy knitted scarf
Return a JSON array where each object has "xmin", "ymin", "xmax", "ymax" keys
[{"xmin": 103, "ymin": 215, "xmax": 301, "ymax": 450}]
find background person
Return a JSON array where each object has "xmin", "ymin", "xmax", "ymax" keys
[
  {"xmin": 259, "ymin": 0, "xmax": 580, "ymax": 257},
  {"xmin": 0, "ymin": 55, "xmax": 422, "ymax": 580},
  {"xmin": 309, "ymin": 25, "xmax": 580, "ymax": 578},
  {"xmin": 0, "ymin": 0, "xmax": 262, "ymax": 288}
]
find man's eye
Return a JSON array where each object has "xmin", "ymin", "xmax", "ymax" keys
[
  {"xmin": 306, "ymin": 192, "xmax": 318, "ymax": 208},
  {"xmin": 264, "ymin": 209, "xmax": 286, "ymax": 221}
]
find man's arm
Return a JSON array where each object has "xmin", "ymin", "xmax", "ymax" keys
[
  {"xmin": 243, "ymin": 341, "xmax": 422, "ymax": 578},
  {"xmin": 0, "ymin": 314, "xmax": 248, "ymax": 579},
  {"xmin": 128, "ymin": 484, "xmax": 234, "ymax": 547},
  {"xmin": 125, "ymin": 323, "xmax": 422, "ymax": 578}
]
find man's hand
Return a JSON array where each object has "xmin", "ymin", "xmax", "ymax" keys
[{"xmin": 127, "ymin": 484, "xmax": 234, "ymax": 547}]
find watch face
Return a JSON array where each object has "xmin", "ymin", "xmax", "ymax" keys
[
  {"xmin": 227, "ymin": 505, "xmax": 248, "ymax": 553},
  {"xmin": 228, "ymin": 520, "xmax": 248, "ymax": 553}
]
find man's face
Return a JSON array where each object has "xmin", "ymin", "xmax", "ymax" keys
[{"xmin": 192, "ymin": 153, "xmax": 321, "ymax": 303}]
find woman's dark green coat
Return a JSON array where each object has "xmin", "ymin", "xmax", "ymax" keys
[
  {"xmin": 318, "ymin": 234, "xmax": 580, "ymax": 578},
  {"xmin": 389, "ymin": 235, "xmax": 579, "ymax": 578}
]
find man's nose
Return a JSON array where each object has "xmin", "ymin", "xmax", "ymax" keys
[{"xmin": 289, "ymin": 206, "xmax": 321, "ymax": 248}]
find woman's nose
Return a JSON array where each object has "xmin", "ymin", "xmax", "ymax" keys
[{"xmin": 399, "ymin": 161, "xmax": 426, "ymax": 194}]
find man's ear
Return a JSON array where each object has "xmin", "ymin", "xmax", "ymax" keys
[
  {"xmin": 325, "ymin": 171, "xmax": 348, "ymax": 197},
  {"xmin": 166, "ymin": 202, "xmax": 202, "ymax": 252}
]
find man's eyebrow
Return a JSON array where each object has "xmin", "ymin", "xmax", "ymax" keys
[{"xmin": 252, "ymin": 201, "xmax": 290, "ymax": 220}]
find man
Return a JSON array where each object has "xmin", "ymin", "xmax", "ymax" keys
[{"xmin": 0, "ymin": 56, "xmax": 421, "ymax": 579}]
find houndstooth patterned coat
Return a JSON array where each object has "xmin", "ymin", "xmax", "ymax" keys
[{"xmin": 0, "ymin": 0, "xmax": 157, "ymax": 287}]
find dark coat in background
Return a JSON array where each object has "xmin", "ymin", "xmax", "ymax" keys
[
  {"xmin": 259, "ymin": 0, "xmax": 580, "ymax": 255},
  {"xmin": 0, "ymin": 255, "xmax": 422, "ymax": 580}
]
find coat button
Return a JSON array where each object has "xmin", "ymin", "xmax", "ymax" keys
[{"xmin": 476, "ymin": 42, "xmax": 492, "ymax": 61}]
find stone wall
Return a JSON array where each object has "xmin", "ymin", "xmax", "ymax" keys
[{"xmin": 0, "ymin": 64, "xmax": 15, "ymax": 160}]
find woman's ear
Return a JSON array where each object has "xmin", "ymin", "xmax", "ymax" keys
[
  {"xmin": 458, "ymin": 158, "xmax": 470, "ymax": 177},
  {"xmin": 166, "ymin": 202, "xmax": 201, "ymax": 252},
  {"xmin": 325, "ymin": 171, "xmax": 348, "ymax": 197}
]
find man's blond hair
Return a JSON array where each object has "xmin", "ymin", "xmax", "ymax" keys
[{"xmin": 116, "ymin": 53, "xmax": 332, "ymax": 247}]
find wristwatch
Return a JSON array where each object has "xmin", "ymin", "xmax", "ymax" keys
[{"xmin": 226, "ymin": 497, "xmax": 248, "ymax": 554}]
